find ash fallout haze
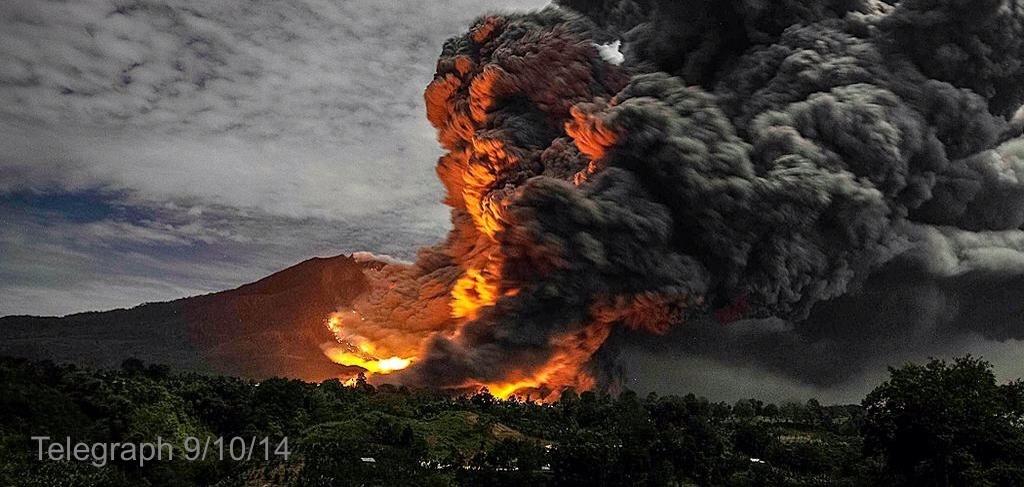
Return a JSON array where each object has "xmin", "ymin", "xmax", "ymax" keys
[{"xmin": 3, "ymin": 0, "xmax": 1024, "ymax": 403}]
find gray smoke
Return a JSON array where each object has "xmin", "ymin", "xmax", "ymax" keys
[{"xmin": 388, "ymin": 0, "xmax": 1024, "ymax": 394}]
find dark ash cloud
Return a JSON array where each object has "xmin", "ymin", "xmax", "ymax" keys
[{"xmin": 379, "ymin": 0, "xmax": 1024, "ymax": 397}]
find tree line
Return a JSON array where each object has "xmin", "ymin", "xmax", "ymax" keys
[{"xmin": 0, "ymin": 355, "xmax": 1021, "ymax": 486}]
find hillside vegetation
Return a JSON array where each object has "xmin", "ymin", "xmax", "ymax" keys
[{"xmin": 1, "ymin": 356, "xmax": 1022, "ymax": 486}]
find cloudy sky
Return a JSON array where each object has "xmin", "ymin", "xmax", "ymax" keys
[
  {"xmin": 0, "ymin": 0, "xmax": 547, "ymax": 316},
  {"xmin": 4, "ymin": 0, "xmax": 1023, "ymax": 404}
]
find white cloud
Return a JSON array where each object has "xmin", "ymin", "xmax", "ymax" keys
[
  {"xmin": 596, "ymin": 40, "xmax": 624, "ymax": 66},
  {"xmin": 901, "ymin": 222, "xmax": 1024, "ymax": 277},
  {"xmin": 0, "ymin": 0, "xmax": 548, "ymax": 220},
  {"xmin": 0, "ymin": 193, "xmax": 447, "ymax": 316},
  {"xmin": 0, "ymin": 0, "xmax": 550, "ymax": 314}
]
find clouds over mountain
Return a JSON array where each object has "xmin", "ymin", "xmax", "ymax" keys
[{"xmin": 0, "ymin": 0, "xmax": 545, "ymax": 315}]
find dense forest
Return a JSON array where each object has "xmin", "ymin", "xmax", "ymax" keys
[{"xmin": 1, "ymin": 355, "xmax": 1022, "ymax": 486}]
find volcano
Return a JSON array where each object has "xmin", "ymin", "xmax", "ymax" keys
[
  {"xmin": 3, "ymin": 0, "xmax": 1024, "ymax": 401},
  {"xmin": 0, "ymin": 254, "xmax": 381, "ymax": 381}
]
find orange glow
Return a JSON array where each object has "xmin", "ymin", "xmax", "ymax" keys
[
  {"xmin": 320, "ymin": 293, "xmax": 619, "ymax": 402},
  {"xmin": 461, "ymin": 160, "xmax": 504, "ymax": 237},
  {"xmin": 322, "ymin": 311, "xmax": 415, "ymax": 375},
  {"xmin": 322, "ymin": 346, "xmax": 412, "ymax": 374},
  {"xmin": 474, "ymin": 322, "xmax": 612, "ymax": 401},
  {"xmin": 315, "ymin": 16, "xmax": 655, "ymax": 402},
  {"xmin": 450, "ymin": 268, "xmax": 499, "ymax": 319},
  {"xmin": 565, "ymin": 103, "xmax": 618, "ymax": 168}
]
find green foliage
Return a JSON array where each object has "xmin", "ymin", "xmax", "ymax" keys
[
  {"xmin": 862, "ymin": 356, "xmax": 1024, "ymax": 486},
  {"xmin": 0, "ymin": 355, "xmax": 1021, "ymax": 486}
]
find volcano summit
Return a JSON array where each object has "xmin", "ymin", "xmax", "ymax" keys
[{"xmin": 4, "ymin": 0, "xmax": 1024, "ymax": 402}]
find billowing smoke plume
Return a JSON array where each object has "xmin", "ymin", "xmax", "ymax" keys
[{"xmin": 331, "ymin": 0, "xmax": 1024, "ymax": 398}]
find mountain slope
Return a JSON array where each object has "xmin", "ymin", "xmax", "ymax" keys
[{"xmin": 0, "ymin": 254, "xmax": 372, "ymax": 381}]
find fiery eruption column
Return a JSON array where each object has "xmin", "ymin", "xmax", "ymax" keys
[{"xmin": 324, "ymin": 0, "xmax": 1024, "ymax": 400}]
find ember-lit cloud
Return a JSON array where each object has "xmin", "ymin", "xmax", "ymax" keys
[
  {"xmin": 5, "ymin": 0, "xmax": 1024, "ymax": 403},
  {"xmin": 321, "ymin": 0, "xmax": 1024, "ymax": 401}
]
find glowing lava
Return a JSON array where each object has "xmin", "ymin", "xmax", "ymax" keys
[
  {"xmin": 463, "ymin": 323, "xmax": 611, "ymax": 401},
  {"xmin": 321, "ymin": 306, "xmax": 607, "ymax": 401},
  {"xmin": 450, "ymin": 267, "xmax": 498, "ymax": 320},
  {"xmin": 321, "ymin": 311, "xmax": 414, "ymax": 375}
]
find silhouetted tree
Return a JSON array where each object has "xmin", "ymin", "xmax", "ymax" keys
[{"xmin": 862, "ymin": 356, "xmax": 1024, "ymax": 486}]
